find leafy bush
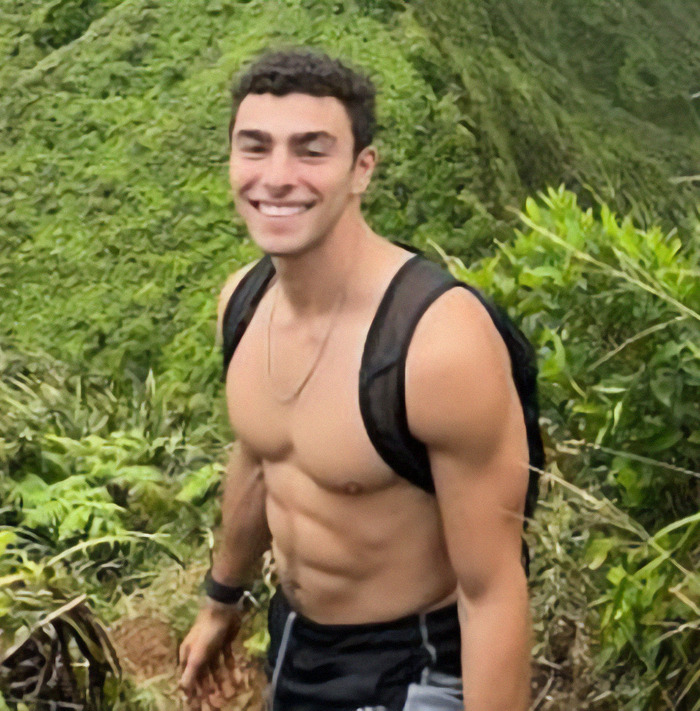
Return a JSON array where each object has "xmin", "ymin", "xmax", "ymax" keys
[{"xmin": 444, "ymin": 187, "xmax": 699, "ymax": 709}]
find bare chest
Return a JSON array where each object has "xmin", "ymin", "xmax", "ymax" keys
[{"xmin": 225, "ymin": 303, "xmax": 395, "ymax": 494}]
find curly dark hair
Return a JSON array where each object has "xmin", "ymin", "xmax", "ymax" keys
[{"xmin": 229, "ymin": 48, "xmax": 376, "ymax": 160}]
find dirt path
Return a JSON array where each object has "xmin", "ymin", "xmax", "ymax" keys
[{"xmin": 111, "ymin": 614, "xmax": 267, "ymax": 710}]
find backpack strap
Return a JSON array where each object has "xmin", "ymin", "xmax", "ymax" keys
[
  {"xmin": 221, "ymin": 255, "xmax": 276, "ymax": 381},
  {"xmin": 221, "ymin": 254, "xmax": 543, "ymax": 571},
  {"xmin": 359, "ymin": 256, "xmax": 461, "ymax": 493},
  {"xmin": 359, "ymin": 255, "xmax": 543, "ymax": 572}
]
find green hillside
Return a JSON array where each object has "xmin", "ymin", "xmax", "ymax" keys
[{"xmin": 1, "ymin": 1, "xmax": 698, "ymax": 709}]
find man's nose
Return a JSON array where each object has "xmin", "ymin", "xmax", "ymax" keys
[{"xmin": 263, "ymin": 148, "xmax": 295, "ymax": 194}]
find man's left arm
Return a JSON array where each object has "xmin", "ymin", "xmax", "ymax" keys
[{"xmin": 406, "ymin": 288, "xmax": 531, "ymax": 711}]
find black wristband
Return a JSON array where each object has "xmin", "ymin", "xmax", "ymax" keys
[{"xmin": 204, "ymin": 569, "xmax": 247, "ymax": 605}]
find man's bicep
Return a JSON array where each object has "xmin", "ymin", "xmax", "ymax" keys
[
  {"xmin": 405, "ymin": 288, "xmax": 528, "ymax": 594},
  {"xmin": 429, "ymin": 439, "xmax": 527, "ymax": 598}
]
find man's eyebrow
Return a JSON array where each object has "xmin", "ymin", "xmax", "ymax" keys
[
  {"xmin": 291, "ymin": 131, "xmax": 336, "ymax": 145},
  {"xmin": 234, "ymin": 129, "xmax": 271, "ymax": 143}
]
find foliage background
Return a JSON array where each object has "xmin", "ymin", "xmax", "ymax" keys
[{"xmin": 1, "ymin": 0, "xmax": 698, "ymax": 709}]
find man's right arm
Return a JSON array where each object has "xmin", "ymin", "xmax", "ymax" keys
[
  {"xmin": 212, "ymin": 258, "xmax": 268, "ymax": 583},
  {"xmin": 179, "ymin": 262, "xmax": 268, "ymax": 702},
  {"xmin": 210, "ymin": 438, "xmax": 270, "ymax": 586},
  {"xmin": 178, "ymin": 441, "xmax": 269, "ymax": 701}
]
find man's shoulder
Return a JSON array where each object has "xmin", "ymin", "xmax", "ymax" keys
[
  {"xmin": 216, "ymin": 259, "xmax": 261, "ymax": 341},
  {"xmin": 405, "ymin": 285, "xmax": 515, "ymax": 449},
  {"xmin": 408, "ymin": 286, "xmax": 509, "ymax": 381}
]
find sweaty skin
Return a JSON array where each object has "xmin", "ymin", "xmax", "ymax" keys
[{"xmin": 179, "ymin": 92, "xmax": 531, "ymax": 711}]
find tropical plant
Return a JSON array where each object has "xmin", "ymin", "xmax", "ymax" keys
[{"xmin": 442, "ymin": 187, "xmax": 699, "ymax": 709}]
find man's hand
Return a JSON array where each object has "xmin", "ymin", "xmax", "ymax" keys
[{"xmin": 178, "ymin": 601, "xmax": 242, "ymax": 709}]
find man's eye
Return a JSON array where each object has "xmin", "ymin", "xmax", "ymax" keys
[
  {"xmin": 301, "ymin": 149, "xmax": 325, "ymax": 158},
  {"xmin": 236, "ymin": 142, "xmax": 267, "ymax": 155}
]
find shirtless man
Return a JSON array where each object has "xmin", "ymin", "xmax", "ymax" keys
[{"xmin": 179, "ymin": 49, "xmax": 532, "ymax": 711}]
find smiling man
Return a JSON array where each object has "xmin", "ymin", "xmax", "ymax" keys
[{"xmin": 178, "ymin": 49, "xmax": 536, "ymax": 711}]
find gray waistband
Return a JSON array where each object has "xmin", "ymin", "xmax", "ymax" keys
[{"xmin": 267, "ymin": 609, "xmax": 297, "ymax": 710}]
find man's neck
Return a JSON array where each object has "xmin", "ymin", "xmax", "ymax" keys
[{"xmin": 270, "ymin": 215, "xmax": 373, "ymax": 318}]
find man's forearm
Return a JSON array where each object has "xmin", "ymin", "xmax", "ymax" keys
[
  {"xmin": 459, "ymin": 571, "xmax": 531, "ymax": 711},
  {"xmin": 210, "ymin": 444, "xmax": 269, "ymax": 585}
]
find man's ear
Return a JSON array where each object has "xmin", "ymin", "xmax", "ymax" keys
[{"xmin": 351, "ymin": 145, "xmax": 377, "ymax": 195}]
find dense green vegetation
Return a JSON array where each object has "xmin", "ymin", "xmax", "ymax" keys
[{"xmin": 1, "ymin": 1, "xmax": 698, "ymax": 709}]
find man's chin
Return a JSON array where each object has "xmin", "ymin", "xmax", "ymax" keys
[
  {"xmin": 249, "ymin": 234, "xmax": 316, "ymax": 259},
  {"xmin": 251, "ymin": 235, "xmax": 326, "ymax": 258}
]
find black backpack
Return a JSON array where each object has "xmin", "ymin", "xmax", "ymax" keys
[{"xmin": 222, "ymin": 254, "xmax": 543, "ymax": 572}]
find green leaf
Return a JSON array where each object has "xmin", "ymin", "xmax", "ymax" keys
[
  {"xmin": 607, "ymin": 566, "xmax": 627, "ymax": 586},
  {"xmin": 0, "ymin": 531, "xmax": 16, "ymax": 558},
  {"xmin": 586, "ymin": 537, "xmax": 615, "ymax": 570},
  {"xmin": 176, "ymin": 463, "xmax": 222, "ymax": 504},
  {"xmin": 243, "ymin": 627, "xmax": 270, "ymax": 655}
]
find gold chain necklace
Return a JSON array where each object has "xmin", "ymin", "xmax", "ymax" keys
[{"xmin": 266, "ymin": 283, "xmax": 347, "ymax": 404}]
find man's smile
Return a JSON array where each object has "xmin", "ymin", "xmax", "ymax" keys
[{"xmin": 249, "ymin": 200, "xmax": 316, "ymax": 217}]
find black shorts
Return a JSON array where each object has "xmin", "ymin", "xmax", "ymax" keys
[{"xmin": 266, "ymin": 588, "xmax": 462, "ymax": 711}]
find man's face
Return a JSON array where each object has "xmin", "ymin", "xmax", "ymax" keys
[{"xmin": 229, "ymin": 92, "xmax": 374, "ymax": 257}]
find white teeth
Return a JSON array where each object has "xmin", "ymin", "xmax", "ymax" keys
[{"xmin": 257, "ymin": 202, "xmax": 308, "ymax": 216}]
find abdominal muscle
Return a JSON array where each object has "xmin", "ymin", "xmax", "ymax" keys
[
  {"xmin": 227, "ymin": 246, "xmax": 458, "ymax": 625},
  {"xmin": 262, "ymin": 459, "xmax": 458, "ymax": 625}
]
